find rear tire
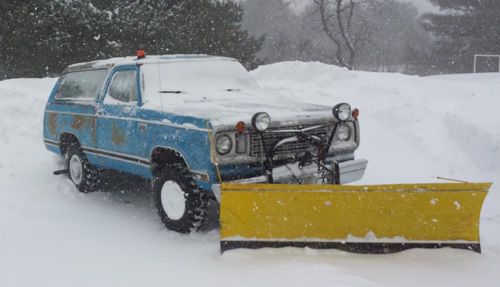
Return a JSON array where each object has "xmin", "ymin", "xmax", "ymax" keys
[
  {"xmin": 154, "ymin": 164, "xmax": 207, "ymax": 233},
  {"xmin": 66, "ymin": 143, "xmax": 98, "ymax": 193}
]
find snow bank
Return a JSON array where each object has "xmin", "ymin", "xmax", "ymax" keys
[
  {"xmin": 1, "ymin": 63, "xmax": 499, "ymax": 287},
  {"xmin": 253, "ymin": 62, "xmax": 500, "ymax": 184}
]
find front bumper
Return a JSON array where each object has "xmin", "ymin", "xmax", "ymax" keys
[{"xmin": 211, "ymin": 158, "xmax": 368, "ymax": 202}]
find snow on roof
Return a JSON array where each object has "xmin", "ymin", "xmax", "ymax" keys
[{"xmin": 65, "ymin": 54, "xmax": 234, "ymax": 73}]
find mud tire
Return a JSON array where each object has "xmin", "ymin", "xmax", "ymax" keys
[
  {"xmin": 66, "ymin": 143, "xmax": 98, "ymax": 193},
  {"xmin": 154, "ymin": 164, "xmax": 207, "ymax": 233}
]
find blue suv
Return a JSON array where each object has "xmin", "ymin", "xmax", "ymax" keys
[{"xmin": 43, "ymin": 54, "xmax": 367, "ymax": 233}]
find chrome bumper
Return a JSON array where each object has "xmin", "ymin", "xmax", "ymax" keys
[{"xmin": 211, "ymin": 158, "xmax": 368, "ymax": 202}]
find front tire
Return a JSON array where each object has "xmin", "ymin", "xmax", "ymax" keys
[
  {"xmin": 154, "ymin": 165, "xmax": 207, "ymax": 233},
  {"xmin": 66, "ymin": 144, "xmax": 98, "ymax": 193}
]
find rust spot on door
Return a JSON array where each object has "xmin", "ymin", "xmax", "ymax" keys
[
  {"xmin": 71, "ymin": 115, "xmax": 88, "ymax": 130},
  {"xmin": 70, "ymin": 115, "xmax": 97, "ymax": 146},
  {"xmin": 48, "ymin": 113, "xmax": 58, "ymax": 136},
  {"xmin": 111, "ymin": 122, "xmax": 126, "ymax": 146}
]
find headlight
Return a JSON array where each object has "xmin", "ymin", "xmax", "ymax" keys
[
  {"xmin": 332, "ymin": 103, "xmax": 351, "ymax": 121},
  {"xmin": 337, "ymin": 124, "xmax": 351, "ymax": 141},
  {"xmin": 251, "ymin": 112, "xmax": 271, "ymax": 132},
  {"xmin": 216, "ymin": 134, "xmax": 232, "ymax": 155}
]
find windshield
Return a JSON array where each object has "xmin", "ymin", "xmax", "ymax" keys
[{"xmin": 142, "ymin": 59, "xmax": 259, "ymax": 96}]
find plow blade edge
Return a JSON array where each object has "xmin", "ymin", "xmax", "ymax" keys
[{"xmin": 220, "ymin": 182, "xmax": 491, "ymax": 254}]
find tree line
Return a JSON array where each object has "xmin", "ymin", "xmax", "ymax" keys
[
  {"xmin": 0, "ymin": 0, "xmax": 264, "ymax": 78},
  {"xmin": 0, "ymin": 0, "xmax": 499, "ymax": 79},
  {"xmin": 241, "ymin": 0, "xmax": 500, "ymax": 75}
]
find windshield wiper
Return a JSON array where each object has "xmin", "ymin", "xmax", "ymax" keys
[{"xmin": 226, "ymin": 89, "xmax": 241, "ymax": 92}]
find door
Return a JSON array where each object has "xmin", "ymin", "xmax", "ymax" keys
[{"xmin": 96, "ymin": 66, "xmax": 142, "ymax": 174}]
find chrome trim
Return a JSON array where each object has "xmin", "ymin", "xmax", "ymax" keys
[
  {"xmin": 44, "ymin": 110, "xmax": 96, "ymax": 117},
  {"xmin": 84, "ymin": 149, "xmax": 151, "ymax": 168},
  {"xmin": 45, "ymin": 110, "xmax": 206, "ymax": 132},
  {"xmin": 83, "ymin": 145, "xmax": 149, "ymax": 163},
  {"xmin": 211, "ymin": 158, "xmax": 368, "ymax": 202},
  {"xmin": 44, "ymin": 136, "xmax": 151, "ymax": 168},
  {"xmin": 338, "ymin": 159, "xmax": 368, "ymax": 184}
]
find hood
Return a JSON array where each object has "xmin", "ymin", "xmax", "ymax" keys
[{"xmin": 141, "ymin": 88, "xmax": 334, "ymax": 127}]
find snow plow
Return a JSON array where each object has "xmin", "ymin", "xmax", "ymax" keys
[
  {"xmin": 220, "ymin": 181, "xmax": 490, "ymax": 254},
  {"xmin": 211, "ymin": 106, "xmax": 491, "ymax": 254}
]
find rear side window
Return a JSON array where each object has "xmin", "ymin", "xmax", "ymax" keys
[{"xmin": 55, "ymin": 69, "xmax": 108, "ymax": 101}]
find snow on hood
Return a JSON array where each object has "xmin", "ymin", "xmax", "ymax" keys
[
  {"xmin": 141, "ymin": 88, "xmax": 334, "ymax": 127},
  {"xmin": 139, "ymin": 60, "xmax": 335, "ymax": 126}
]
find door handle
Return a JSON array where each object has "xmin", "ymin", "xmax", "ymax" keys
[
  {"xmin": 138, "ymin": 123, "xmax": 147, "ymax": 133},
  {"xmin": 97, "ymin": 110, "xmax": 106, "ymax": 116}
]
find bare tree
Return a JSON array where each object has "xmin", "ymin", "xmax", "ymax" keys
[
  {"xmin": 313, "ymin": 0, "xmax": 378, "ymax": 70},
  {"xmin": 242, "ymin": 0, "xmax": 309, "ymax": 63}
]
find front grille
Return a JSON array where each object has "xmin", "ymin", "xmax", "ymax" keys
[{"xmin": 250, "ymin": 124, "xmax": 330, "ymax": 157}]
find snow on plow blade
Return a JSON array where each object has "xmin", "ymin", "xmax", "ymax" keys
[{"xmin": 220, "ymin": 182, "xmax": 491, "ymax": 254}]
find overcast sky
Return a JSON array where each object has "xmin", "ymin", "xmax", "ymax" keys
[
  {"xmin": 399, "ymin": 0, "xmax": 437, "ymax": 13},
  {"xmin": 288, "ymin": 0, "xmax": 438, "ymax": 14}
]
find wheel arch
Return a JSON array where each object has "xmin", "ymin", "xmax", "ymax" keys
[
  {"xmin": 59, "ymin": 132, "xmax": 81, "ymax": 155},
  {"xmin": 150, "ymin": 146, "xmax": 189, "ymax": 176}
]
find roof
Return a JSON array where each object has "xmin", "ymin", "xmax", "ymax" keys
[{"xmin": 64, "ymin": 54, "xmax": 235, "ymax": 73}]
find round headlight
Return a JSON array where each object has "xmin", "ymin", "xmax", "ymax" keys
[
  {"xmin": 337, "ymin": 124, "xmax": 351, "ymax": 141},
  {"xmin": 332, "ymin": 103, "xmax": 351, "ymax": 121},
  {"xmin": 251, "ymin": 112, "xmax": 271, "ymax": 132},
  {"xmin": 216, "ymin": 134, "xmax": 232, "ymax": 155}
]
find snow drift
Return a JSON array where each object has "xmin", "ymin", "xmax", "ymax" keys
[{"xmin": 1, "ymin": 62, "xmax": 499, "ymax": 287}]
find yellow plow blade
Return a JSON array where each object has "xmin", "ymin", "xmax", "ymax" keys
[{"xmin": 220, "ymin": 182, "xmax": 491, "ymax": 254}]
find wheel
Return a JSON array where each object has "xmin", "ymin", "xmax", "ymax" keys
[
  {"xmin": 154, "ymin": 164, "xmax": 207, "ymax": 233},
  {"xmin": 66, "ymin": 143, "xmax": 98, "ymax": 193}
]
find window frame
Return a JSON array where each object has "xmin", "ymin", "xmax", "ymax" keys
[{"xmin": 102, "ymin": 66, "xmax": 141, "ymax": 106}]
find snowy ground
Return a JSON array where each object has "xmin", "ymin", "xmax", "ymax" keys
[{"xmin": 1, "ymin": 62, "xmax": 499, "ymax": 286}]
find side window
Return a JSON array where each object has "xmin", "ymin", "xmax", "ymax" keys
[
  {"xmin": 55, "ymin": 69, "xmax": 107, "ymax": 100},
  {"xmin": 105, "ymin": 70, "xmax": 138, "ymax": 104}
]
